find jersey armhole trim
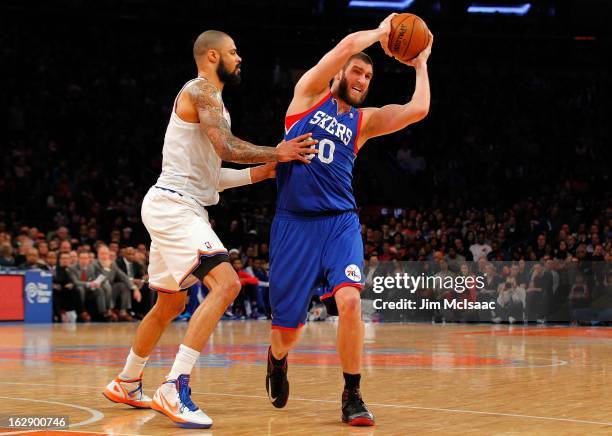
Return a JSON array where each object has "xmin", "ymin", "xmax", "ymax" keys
[
  {"xmin": 284, "ymin": 91, "xmax": 331, "ymax": 134},
  {"xmin": 172, "ymin": 78, "xmax": 206, "ymax": 124}
]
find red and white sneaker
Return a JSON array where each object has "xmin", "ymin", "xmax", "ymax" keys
[{"xmin": 103, "ymin": 376, "xmax": 152, "ymax": 409}]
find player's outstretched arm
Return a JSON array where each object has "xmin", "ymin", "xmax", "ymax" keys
[
  {"xmin": 292, "ymin": 14, "xmax": 395, "ymax": 102},
  {"xmin": 358, "ymin": 32, "xmax": 433, "ymax": 149},
  {"xmin": 189, "ymin": 80, "xmax": 318, "ymax": 164}
]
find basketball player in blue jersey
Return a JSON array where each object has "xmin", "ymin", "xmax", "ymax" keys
[{"xmin": 266, "ymin": 14, "xmax": 433, "ymax": 426}]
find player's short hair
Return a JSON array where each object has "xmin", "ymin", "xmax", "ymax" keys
[
  {"xmin": 343, "ymin": 52, "xmax": 373, "ymax": 70},
  {"xmin": 193, "ymin": 30, "xmax": 230, "ymax": 59}
]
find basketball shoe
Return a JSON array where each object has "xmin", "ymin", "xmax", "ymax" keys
[
  {"xmin": 103, "ymin": 376, "xmax": 152, "ymax": 409},
  {"xmin": 342, "ymin": 388, "xmax": 375, "ymax": 426},
  {"xmin": 266, "ymin": 347, "xmax": 289, "ymax": 408},
  {"xmin": 151, "ymin": 375, "xmax": 212, "ymax": 429}
]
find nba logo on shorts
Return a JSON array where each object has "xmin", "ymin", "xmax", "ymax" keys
[
  {"xmin": 345, "ymin": 264, "xmax": 361, "ymax": 282},
  {"xmin": 205, "ymin": 241, "xmax": 212, "ymax": 250}
]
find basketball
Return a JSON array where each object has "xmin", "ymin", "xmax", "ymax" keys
[{"xmin": 388, "ymin": 13, "xmax": 430, "ymax": 62}]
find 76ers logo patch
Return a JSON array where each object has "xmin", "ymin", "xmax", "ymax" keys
[{"xmin": 345, "ymin": 264, "xmax": 362, "ymax": 282}]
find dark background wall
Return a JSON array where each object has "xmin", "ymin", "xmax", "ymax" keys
[{"xmin": 1, "ymin": 0, "xmax": 610, "ymax": 236}]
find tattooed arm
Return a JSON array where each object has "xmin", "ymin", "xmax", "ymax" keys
[{"xmin": 188, "ymin": 80, "xmax": 317, "ymax": 164}]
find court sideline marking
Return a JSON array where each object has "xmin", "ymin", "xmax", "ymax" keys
[{"xmin": 0, "ymin": 381, "xmax": 610, "ymax": 428}]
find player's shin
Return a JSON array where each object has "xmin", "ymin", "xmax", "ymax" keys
[
  {"xmin": 270, "ymin": 328, "xmax": 301, "ymax": 359},
  {"xmin": 131, "ymin": 291, "xmax": 188, "ymax": 358},
  {"xmin": 335, "ymin": 286, "xmax": 364, "ymax": 375},
  {"xmin": 335, "ymin": 286, "xmax": 374, "ymax": 425},
  {"xmin": 181, "ymin": 278, "xmax": 240, "ymax": 352}
]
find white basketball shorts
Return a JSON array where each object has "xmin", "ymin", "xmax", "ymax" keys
[{"xmin": 141, "ymin": 186, "xmax": 227, "ymax": 292}]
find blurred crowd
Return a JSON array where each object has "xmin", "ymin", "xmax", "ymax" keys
[
  {"xmin": 1, "ymin": 196, "xmax": 610, "ymax": 324},
  {"xmin": 0, "ymin": 227, "xmax": 152, "ymax": 322}
]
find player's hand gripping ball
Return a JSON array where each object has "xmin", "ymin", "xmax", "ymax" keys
[{"xmin": 387, "ymin": 13, "xmax": 431, "ymax": 62}]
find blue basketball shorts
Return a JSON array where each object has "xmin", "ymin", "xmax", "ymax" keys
[{"xmin": 269, "ymin": 210, "xmax": 365, "ymax": 329}]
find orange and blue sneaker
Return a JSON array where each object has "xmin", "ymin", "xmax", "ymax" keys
[
  {"xmin": 103, "ymin": 376, "xmax": 152, "ymax": 409},
  {"xmin": 151, "ymin": 375, "xmax": 212, "ymax": 429}
]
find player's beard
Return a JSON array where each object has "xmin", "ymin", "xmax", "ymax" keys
[
  {"xmin": 337, "ymin": 74, "xmax": 368, "ymax": 107},
  {"xmin": 217, "ymin": 57, "xmax": 242, "ymax": 85}
]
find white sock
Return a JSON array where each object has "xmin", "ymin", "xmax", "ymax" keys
[
  {"xmin": 119, "ymin": 349, "xmax": 148, "ymax": 381},
  {"xmin": 167, "ymin": 344, "xmax": 200, "ymax": 380}
]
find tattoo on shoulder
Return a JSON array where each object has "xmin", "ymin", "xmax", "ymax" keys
[
  {"xmin": 188, "ymin": 80, "xmax": 221, "ymax": 111},
  {"xmin": 185, "ymin": 80, "xmax": 276, "ymax": 164},
  {"xmin": 187, "ymin": 80, "xmax": 230, "ymax": 133}
]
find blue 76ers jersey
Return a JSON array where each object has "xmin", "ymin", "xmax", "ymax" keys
[{"xmin": 276, "ymin": 92, "xmax": 363, "ymax": 214}]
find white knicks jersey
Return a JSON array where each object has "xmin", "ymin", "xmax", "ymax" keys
[{"xmin": 155, "ymin": 77, "xmax": 231, "ymax": 206}]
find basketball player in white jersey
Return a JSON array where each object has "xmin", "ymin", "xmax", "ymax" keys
[{"xmin": 102, "ymin": 30, "xmax": 317, "ymax": 429}]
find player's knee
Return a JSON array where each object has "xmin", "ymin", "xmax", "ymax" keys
[
  {"xmin": 169, "ymin": 300, "xmax": 186, "ymax": 318},
  {"xmin": 154, "ymin": 297, "xmax": 185, "ymax": 320},
  {"xmin": 277, "ymin": 331, "xmax": 300, "ymax": 349},
  {"xmin": 336, "ymin": 291, "xmax": 361, "ymax": 317},
  {"xmin": 163, "ymin": 302, "xmax": 186, "ymax": 320},
  {"xmin": 216, "ymin": 279, "xmax": 241, "ymax": 304}
]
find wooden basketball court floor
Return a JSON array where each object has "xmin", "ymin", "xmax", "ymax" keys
[{"xmin": 1, "ymin": 321, "xmax": 612, "ymax": 435}]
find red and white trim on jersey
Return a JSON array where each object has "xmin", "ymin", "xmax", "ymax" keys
[
  {"xmin": 284, "ymin": 91, "xmax": 332, "ymax": 135},
  {"xmin": 353, "ymin": 110, "xmax": 364, "ymax": 154},
  {"xmin": 320, "ymin": 282, "xmax": 364, "ymax": 300},
  {"xmin": 177, "ymin": 248, "xmax": 229, "ymax": 288}
]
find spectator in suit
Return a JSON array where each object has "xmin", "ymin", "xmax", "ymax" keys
[
  {"xmin": 116, "ymin": 246, "xmax": 153, "ymax": 318},
  {"xmin": 93, "ymin": 244, "xmax": 140, "ymax": 322},
  {"xmin": 68, "ymin": 251, "xmax": 115, "ymax": 321},
  {"xmin": 46, "ymin": 250, "xmax": 58, "ymax": 269},
  {"xmin": 53, "ymin": 252, "xmax": 91, "ymax": 322},
  {"xmin": 18, "ymin": 247, "xmax": 49, "ymax": 270}
]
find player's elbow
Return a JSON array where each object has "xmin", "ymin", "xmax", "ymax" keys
[
  {"xmin": 414, "ymin": 106, "xmax": 429, "ymax": 121},
  {"xmin": 408, "ymin": 104, "xmax": 429, "ymax": 122},
  {"xmin": 337, "ymin": 35, "xmax": 357, "ymax": 57}
]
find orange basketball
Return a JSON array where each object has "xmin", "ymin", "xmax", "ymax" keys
[{"xmin": 388, "ymin": 13, "xmax": 430, "ymax": 62}]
